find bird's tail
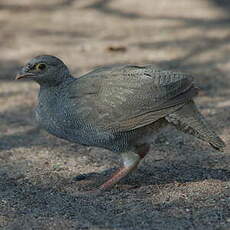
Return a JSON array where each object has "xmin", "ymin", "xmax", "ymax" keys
[{"xmin": 166, "ymin": 100, "xmax": 225, "ymax": 151}]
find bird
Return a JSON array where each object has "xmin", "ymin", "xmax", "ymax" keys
[{"xmin": 16, "ymin": 55, "xmax": 225, "ymax": 193}]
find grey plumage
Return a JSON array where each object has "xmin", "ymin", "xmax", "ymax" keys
[
  {"xmin": 165, "ymin": 100, "xmax": 225, "ymax": 151},
  {"xmin": 16, "ymin": 55, "xmax": 225, "ymax": 191}
]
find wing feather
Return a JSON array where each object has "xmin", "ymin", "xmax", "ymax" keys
[{"xmin": 68, "ymin": 65, "xmax": 198, "ymax": 132}]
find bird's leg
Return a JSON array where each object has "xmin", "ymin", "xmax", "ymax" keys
[
  {"xmin": 75, "ymin": 144, "xmax": 150, "ymax": 196},
  {"xmin": 98, "ymin": 151, "xmax": 140, "ymax": 191},
  {"xmin": 135, "ymin": 143, "xmax": 150, "ymax": 159},
  {"xmin": 98, "ymin": 144, "xmax": 150, "ymax": 191}
]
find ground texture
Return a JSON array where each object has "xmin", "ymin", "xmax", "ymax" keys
[{"xmin": 0, "ymin": 0, "xmax": 230, "ymax": 229}]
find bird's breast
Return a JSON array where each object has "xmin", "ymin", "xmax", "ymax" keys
[{"xmin": 35, "ymin": 100, "xmax": 93, "ymax": 144}]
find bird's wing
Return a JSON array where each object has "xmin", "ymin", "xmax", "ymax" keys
[{"xmin": 68, "ymin": 65, "xmax": 198, "ymax": 132}]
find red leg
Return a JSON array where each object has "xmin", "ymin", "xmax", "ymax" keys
[
  {"xmin": 98, "ymin": 151, "xmax": 140, "ymax": 191},
  {"xmin": 98, "ymin": 144, "xmax": 150, "ymax": 191},
  {"xmin": 76, "ymin": 144, "xmax": 150, "ymax": 195}
]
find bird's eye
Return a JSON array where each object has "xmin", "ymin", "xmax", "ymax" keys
[{"xmin": 35, "ymin": 63, "xmax": 46, "ymax": 71}]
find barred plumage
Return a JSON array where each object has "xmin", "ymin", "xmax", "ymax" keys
[
  {"xmin": 166, "ymin": 100, "xmax": 225, "ymax": 151},
  {"xmin": 16, "ymin": 55, "xmax": 225, "ymax": 192}
]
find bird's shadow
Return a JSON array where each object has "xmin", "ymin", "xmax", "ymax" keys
[{"xmin": 72, "ymin": 158, "xmax": 230, "ymax": 189}]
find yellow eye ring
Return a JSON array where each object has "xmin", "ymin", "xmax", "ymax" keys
[{"xmin": 35, "ymin": 63, "xmax": 46, "ymax": 71}]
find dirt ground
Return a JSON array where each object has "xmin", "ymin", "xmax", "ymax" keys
[{"xmin": 0, "ymin": 0, "xmax": 230, "ymax": 229}]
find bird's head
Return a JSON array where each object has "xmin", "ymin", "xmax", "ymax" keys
[{"xmin": 16, "ymin": 55, "xmax": 70, "ymax": 86}]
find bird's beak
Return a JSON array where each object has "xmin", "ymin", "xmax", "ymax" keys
[{"xmin": 15, "ymin": 72, "xmax": 35, "ymax": 80}]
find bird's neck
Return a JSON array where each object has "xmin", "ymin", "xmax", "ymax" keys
[
  {"xmin": 39, "ymin": 75, "xmax": 74, "ymax": 88},
  {"xmin": 38, "ymin": 76, "xmax": 76, "ymax": 102}
]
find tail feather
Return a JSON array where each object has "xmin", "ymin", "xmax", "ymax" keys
[{"xmin": 166, "ymin": 100, "xmax": 225, "ymax": 151}]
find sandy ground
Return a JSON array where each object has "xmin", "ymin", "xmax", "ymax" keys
[{"xmin": 0, "ymin": 0, "xmax": 230, "ymax": 229}]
